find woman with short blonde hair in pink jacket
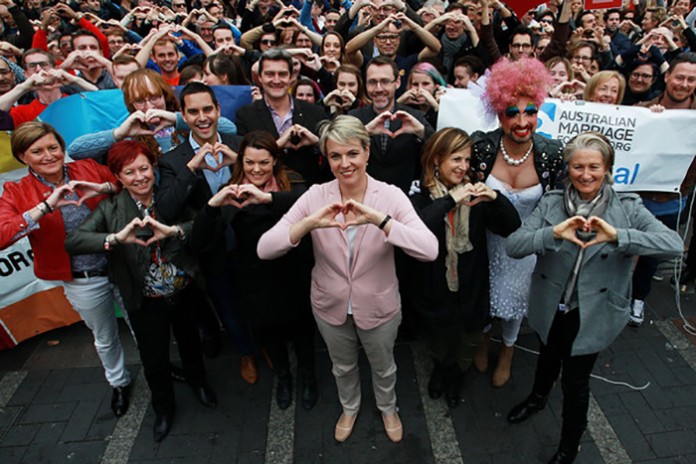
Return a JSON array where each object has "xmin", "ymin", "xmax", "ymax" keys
[{"xmin": 258, "ymin": 115, "xmax": 438, "ymax": 444}]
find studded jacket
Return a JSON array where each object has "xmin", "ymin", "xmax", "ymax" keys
[{"xmin": 470, "ymin": 128, "xmax": 565, "ymax": 193}]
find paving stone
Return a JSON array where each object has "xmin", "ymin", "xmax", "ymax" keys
[
  {"xmin": 645, "ymin": 430, "xmax": 696, "ymax": 458},
  {"xmin": 1, "ymin": 423, "xmax": 40, "ymax": 446},
  {"xmin": 607, "ymin": 413, "xmax": 657, "ymax": 461},
  {"xmin": 0, "ymin": 405, "xmax": 21, "ymax": 428},
  {"xmin": 619, "ymin": 391, "xmax": 665, "ymax": 434},
  {"xmin": 20, "ymin": 441, "xmax": 106, "ymax": 463},
  {"xmin": 6, "ymin": 370, "xmax": 48, "ymax": 406},
  {"xmin": 593, "ymin": 392, "xmax": 629, "ymax": 417},
  {"xmin": 0, "ymin": 446, "xmax": 26, "ymax": 464},
  {"xmin": 31, "ymin": 369, "xmax": 72, "ymax": 404},
  {"xmin": 33, "ymin": 421, "xmax": 66, "ymax": 445},
  {"xmin": 19, "ymin": 401, "xmax": 76, "ymax": 424},
  {"xmin": 654, "ymin": 406, "xmax": 696, "ymax": 431},
  {"xmin": 60, "ymin": 400, "xmax": 101, "ymax": 442}
]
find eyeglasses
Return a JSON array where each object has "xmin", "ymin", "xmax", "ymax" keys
[
  {"xmin": 132, "ymin": 94, "xmax": 164, "ymax": 107},
  {"xmin": 540, "ymin": 18, "xmax": 554, "ymax": 24},
  {"xmin": 366, "ymin": 78, "xmax": 397, "ymax": 88},
  {"xmin": 25, "ymin": 61, "xmax": 52, "ymax": 70},
  {"xmin": 172, "ymin": 2, "xmax": 186, "ymax": 6},
  {"xmin": 376, "ymin": 34, "xmax": 399, "ymax": 42},
  {"xmin": 260, "ymin": 39, "xmax": 276, "ymax": 45},
  {"xmin": 504, "ymin": 104, "xmax": 538, "ymax": 118},
  {"xmin": 630, "ymin": 72, "xmax": 654, "ymax": 80}
]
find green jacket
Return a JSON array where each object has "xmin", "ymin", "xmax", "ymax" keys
[{"xmin": 64, "ymin": 190, "xmax": 199, "ymax": 314}]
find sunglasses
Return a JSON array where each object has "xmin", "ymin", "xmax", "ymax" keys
[{"xmin": 504, "ymin": 103, "xmax": 538, "ymax": 118}]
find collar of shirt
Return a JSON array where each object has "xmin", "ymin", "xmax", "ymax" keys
[
  {"xmin": 188, "ymin": 131, "xmax": 230, "ymax": 194},
  {"xmin": 264, "ymin": 95, "xmax": 294, "ymax": 136}
]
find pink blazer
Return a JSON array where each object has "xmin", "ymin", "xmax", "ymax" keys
[{"xmin": 258, "ymin": 176, "xmax": 438, "ymax": 330}]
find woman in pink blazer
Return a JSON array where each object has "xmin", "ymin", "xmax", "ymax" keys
[{"xmin": 258, "ymin": 115, "xmax": 438, "ymax": 444}]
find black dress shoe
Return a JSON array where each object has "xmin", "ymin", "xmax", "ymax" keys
[
  {"xmin": 507, "ymin": 393, "xmax": 548, "ymax": 424},
  {"xmin": 153, "ymin": 412, "xmax": 174, "ymax": 443},
  {"xmin": 170, "ymin": 364, "xmax": 186, "ymax": 383},
  {"xmin": 192, "ymin": 384, "xmax": 218, "ymax": 408},
  {"xmin": 111, "ymin": 384, "xmax": 132, "ymax": 417},
  {"xmin": 444, "ymin": 365, "xmax": 462, "ymax": 408},
  {"xmin": 300, "ymin": 371, "xmax": 318, "ymax": 410},
  {"xmin": 428, "ymin": 362, "xmax": 445, "ymax": 399},
  {"xmin": 276, "ymin": 371, "xmax": 292, "ymax": 410},
  {"xmin": 547, "ymin": 448, "xmax": 578, "ymax": 464}
]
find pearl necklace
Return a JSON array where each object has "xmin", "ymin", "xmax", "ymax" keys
[{"xmin": 500, "ymin": 140, "xmax": 533, "ymax": 166}]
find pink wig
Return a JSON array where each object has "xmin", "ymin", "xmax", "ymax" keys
[{"xmin": 485, "ymin": 58, "xmax": 552, "ymax": 115}]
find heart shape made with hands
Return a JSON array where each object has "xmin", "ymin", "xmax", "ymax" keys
[
  {"xmin": 320, "ymin": 202, "xmax": 371, "ymax": 231},
  {"xmin": 144, "ymin": 110, "xmax": 170, "ymax": 134},
  {"xmin": 217, "ymin": 185, "xmax": 251, "ymax": 209},
  {"xmin": 201, "ymin": 144, "xmax": 235, "ymax": 173},
  {"xmin": 562, "ymin": 216, "xmax": 601, "ymax": 247},
  {"xmin": 373, "ymin": 111, "xmax": 416, "ymax": 138}
]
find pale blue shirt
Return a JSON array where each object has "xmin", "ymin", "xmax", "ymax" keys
[{"xmin": 188, "ymin": 133, "xmax": 230, "ymax": 195}]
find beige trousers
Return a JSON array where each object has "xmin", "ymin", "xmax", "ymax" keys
[{"xmin": 314, "ymin": 311, "xmax": 402, "ymax": 416}]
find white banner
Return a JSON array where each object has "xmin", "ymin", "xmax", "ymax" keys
[
  {"xmin": 0, "ymin": 167, "xmax": 65, "ymax": 308},
  {"xmin": 437, "ymin": 89, "xmax": 696, "ymax": 193}
]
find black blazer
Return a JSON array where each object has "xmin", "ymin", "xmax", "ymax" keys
[
  {"xmin": 348, "ymin": 104, "xmax": 434, "ymax": 194},
  {"xmin": 156, "ymin": 133, "xmax": 242, "ymax": 276},
  {"xmin": 235, "ymin": 98, "xmax": 329, "ymax": 185},
  {"xmin": 156, "ymin": 132, "xmax": 243, "ymax": 223}
]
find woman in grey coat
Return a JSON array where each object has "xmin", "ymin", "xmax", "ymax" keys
[{"xmin": 504, "ymin": 132, "xmax": 682, "ymax": 464}]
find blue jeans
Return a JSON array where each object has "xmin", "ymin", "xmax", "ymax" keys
[
  {"xmin": 204, "ymin": 257, "xmax": 254, "ymax": 356},
  {"xmin": 632, "ymin": 210, "xmax": 680, "ymax": 300}
]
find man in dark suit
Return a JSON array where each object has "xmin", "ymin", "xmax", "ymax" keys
[
  {"xmin": 157, "ymin": 82, "xmax": 258, "ymax": 386},
  {"xmin": 349, "ymin": 56, "xmax": 434, "ymax": 194},
  {"xmin": 235, "ymin": 49, "xmax": 329, "ymax": 185}
]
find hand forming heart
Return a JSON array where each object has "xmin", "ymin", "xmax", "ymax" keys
[{"xmin": 553, "ymin": 215, "xmax": 617, "ymax": 248}]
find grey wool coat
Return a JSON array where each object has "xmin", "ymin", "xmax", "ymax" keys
[{"xmin": 506, "ymin": 189, "xmax": 682, "ymax": 356}]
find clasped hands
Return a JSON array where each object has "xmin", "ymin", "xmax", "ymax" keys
[{"xmin": 553, "ymin": 215, "xmax": 617, "ymax": 249}]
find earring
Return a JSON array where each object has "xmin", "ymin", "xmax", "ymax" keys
[{"xmin": 434, "ymin": 165, "xmax": 439, "ymax": 178}]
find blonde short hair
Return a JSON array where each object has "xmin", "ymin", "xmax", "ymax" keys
[{"xmin": 317, "ymin": 115, "xmax": 370, "ymax": 156}]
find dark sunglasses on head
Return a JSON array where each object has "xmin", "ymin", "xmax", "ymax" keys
[{"xmin": 504, "ymin": 104, "xmax": 538, "ymax": 118}]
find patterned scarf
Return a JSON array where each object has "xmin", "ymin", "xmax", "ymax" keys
[{"xmin": 429, "ymin": 178, "xmax": 473, "ymax": 292}]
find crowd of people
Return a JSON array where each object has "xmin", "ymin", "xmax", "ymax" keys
[{"xmin": 0, "ymin": 0, "xmax": 695, "ymax": 461}]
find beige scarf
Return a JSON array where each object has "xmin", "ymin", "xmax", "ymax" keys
[{"xmin": 429, "ymin": 179, "xmax": 473, "ymax": 292}]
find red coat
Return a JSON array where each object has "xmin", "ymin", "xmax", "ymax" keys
[{"xmin": 0, "ymin": 159, "xmax": 116, "ymax": 281}]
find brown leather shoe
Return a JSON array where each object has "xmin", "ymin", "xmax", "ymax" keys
[
  {"xmin": 240, "ymin": 355, "xmax": 258, "ymax": 385},
  {"xmin": 382, "ymin": 412, "xmax": 403, "ymax": 443},
  {"xmin": 334, "ymin": 413, "xmax": 358, "ymax": 442}
]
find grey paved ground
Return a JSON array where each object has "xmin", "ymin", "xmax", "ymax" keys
[{"xmin": 1, "ymin": 271, "xmax": 696, "ymax": 463}]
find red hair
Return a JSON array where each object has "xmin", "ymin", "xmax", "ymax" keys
[
  {"xmin": 107, "ymin": 140, "xmax": 157, "ymax": 176},
  {"xmin": 485, "ymin": 58, "xmax": 552, "ymax": 115}
]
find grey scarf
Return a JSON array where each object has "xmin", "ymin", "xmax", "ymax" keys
[
  {"xmin": 561, "ymin": 182, "xmax": 612, "ymax": 309},
  {"xmin": 441, "ymin": 34, "xmax": 468, "ymax": 74}
]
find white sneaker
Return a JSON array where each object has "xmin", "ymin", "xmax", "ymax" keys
[{"xmin": 628, "ymin": 299, "xmax": 645, "ymax": 327}]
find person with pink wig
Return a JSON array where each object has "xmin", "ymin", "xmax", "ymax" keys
[{"xmin": 469, "ymin": 58, "xmax": 565, "ymax": 389}]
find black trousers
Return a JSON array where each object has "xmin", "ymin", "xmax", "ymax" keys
[
  {"xmin": 532, "ymin": 309, "xmax": 599, "ymax": 433},
  {"xmin": 254, "ymin": 312, "xmax": 316, "ymax": 375},
  {"xmin": 130, "ymin": 284, "xmax": 207, "ymax": 415}
]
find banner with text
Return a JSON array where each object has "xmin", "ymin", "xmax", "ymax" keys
[{"xmin": 438, "ymin": 89, "xmax": 696, "ymax": 193}]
